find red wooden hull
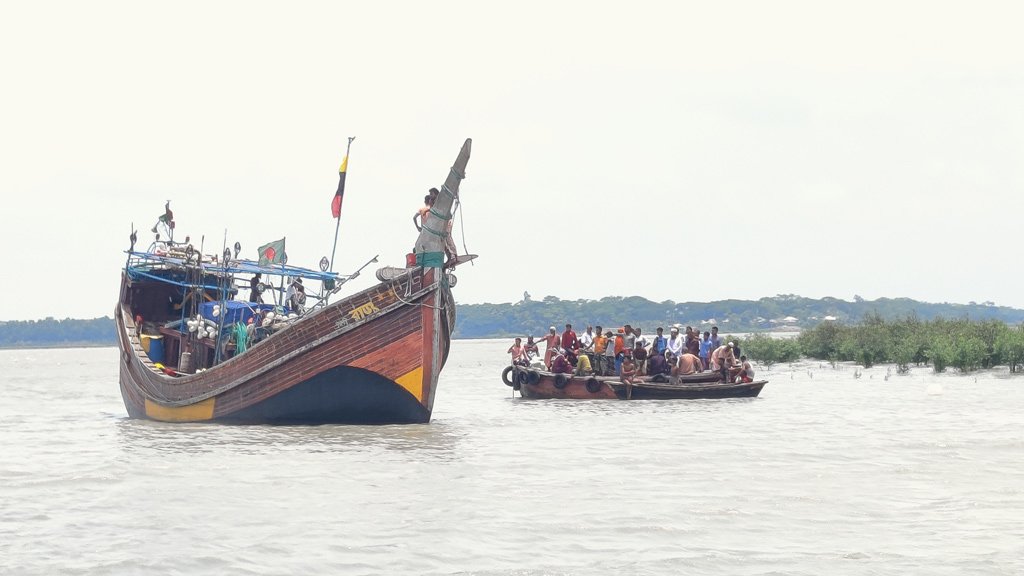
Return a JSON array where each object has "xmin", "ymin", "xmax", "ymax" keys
[{"xmin": 117, "ymin": 267, "xmax": 454, "ymax": 424}]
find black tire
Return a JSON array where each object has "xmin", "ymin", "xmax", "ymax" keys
[
  {"xmin": 553, "ymin": 374, "xmax": 568, "ymax": 389},
  {"xmin": 501, "ymin": 366, "xmax": 515, "ymax": 387},
  {"xmin": 585, "ymin": 378, "xmax": 601, "ymax": 394},
  {"xmin": 517, "ymin": 370, "xmax": 530, "ymax": 386},
  {"xmin": 528, "ymin": 371, "xmax": 541, "ymax": 385}
]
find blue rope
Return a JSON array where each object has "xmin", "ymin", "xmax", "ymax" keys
[{"xmin": 449, "ymin": 166, "xmax": 465, "ymax": 180}]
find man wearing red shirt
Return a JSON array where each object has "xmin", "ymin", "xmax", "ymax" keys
[{"xmin": 560, "ymin": 323, "xmax": 579, "ymax": 352}]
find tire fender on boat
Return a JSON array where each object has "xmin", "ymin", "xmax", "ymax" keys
[
  {"xmin": 517, "ymin": 370, "xmax": 530, "ymax": 386},
  {"xmin": 501, "ymin": 366, "xmax": 515, "ymax": 387},
  {"xmin": 585, "ymin": 378, "xmax": 601, "ymax": 394},
  {"xmin": 528, "ymin": 370, "xmax": 541, "ymax": 385},
  {"xmin": 553, "ymin": 374, "xmax": 568, "ymax": 389}
]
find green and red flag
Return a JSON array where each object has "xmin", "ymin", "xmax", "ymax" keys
[
  {"xmin": 258, "ymin": 238, "xmax": 286, "ymax": 267},
  {"xmin": 331, "ymin": 155, "xmax": 348, "ymax": 219}
]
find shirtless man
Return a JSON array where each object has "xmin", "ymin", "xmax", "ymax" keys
[
  {"xmin": 711, "ymin": 342, "xmax": 737, "ymax": 382},
  {"xmin": 619, "ymin": 352, "xmax": 639, "ymax": 399},
  {"xmin": 675, "ymin": 352, "xmax": 703, "ymax": 378},
  {"xmin": 413, "ymin": 194, "xmax": 433, "ymax": 232}
]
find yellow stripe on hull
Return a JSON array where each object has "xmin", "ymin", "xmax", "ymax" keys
[
  {"xmin": 394, "ymin": 367, "xmax": 424, "ymax": 403},
  {"xmin": 144, "ymin": 398, "xmax": 216, "ymax": 422}
]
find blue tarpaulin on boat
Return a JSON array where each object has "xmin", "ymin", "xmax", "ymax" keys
[{"xmin": 200, "ymin": 301, "xmax": 277, "ymax": 326}]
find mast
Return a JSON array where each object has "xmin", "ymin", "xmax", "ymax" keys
[{"xmin": 414, "ymin": 139, "xmax": 472, "ymax": 256}]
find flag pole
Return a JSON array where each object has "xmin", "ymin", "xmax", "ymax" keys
[{"xmin": 329, "ymin": 136, "xmax": 355, "ymax": 273}]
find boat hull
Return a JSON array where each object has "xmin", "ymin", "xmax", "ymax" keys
[
  {"xmin": 118, "ymin": 267, "xmax": 453, "ymax": 424},
  {"xmin": 508, "ymin": 367, "xmax": 766, "ymax": 400}
]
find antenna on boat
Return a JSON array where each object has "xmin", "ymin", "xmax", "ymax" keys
[{"xmin": 329, "ymin": 136, "xmax": 355, "ymax": 273}]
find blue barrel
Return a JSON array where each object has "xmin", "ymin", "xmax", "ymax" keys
[{"xmin": 147, "ymin": 335, "xmax": 165, "ymax": 364}]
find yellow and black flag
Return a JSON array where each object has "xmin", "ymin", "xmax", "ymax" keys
[{"xmin": 330, "ymin": 155, "xmax": 347, "ymax": 219}]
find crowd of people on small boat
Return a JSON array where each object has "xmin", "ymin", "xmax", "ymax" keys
[{"xmin": 507, "ymin": 324, "xmax": 755, "ymax": 385}]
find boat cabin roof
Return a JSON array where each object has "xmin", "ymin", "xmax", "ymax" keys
[{"xmin": 125, "ymin": 249, "xmax": 346, "ymax": 284}]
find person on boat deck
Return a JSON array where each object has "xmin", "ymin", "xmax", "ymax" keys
[
  {"xmin": 622, "ymin": 325, "xmax": 636, "ymax": 354},
  {"xmin": 685, "ymin": 326, "xmax": 701, "ymax": 357},
  {"xmin": 413, "ymin": 194, "xmax": 433, "ymax": 232},
  {"xmin": 592, "ymin": 328, "xmax": 609, "ymax": 376},
  {"xmin": 633, "ymin": 340, "xmax": 648, "ymax": 376},
  {"xmin": 245, "ymin": 317, "xmax": 257, "ymax": 344},
  {"xmin": 709, "ymin": 326, "xmax": 723, "ymax": 351},
  {"xmin": 633, "ymin": 327, "xmax": 648, "ymax": 353},
  {"xmin": 651, "ymin": 327, "xmax": 668, "ymax": 357},
  {"xmin": 286, "ymin": 278, "xmax": 305, "ymax": 313},
  {"xmin": 648, "ymin": 350, "xmax": 670, "ymax": 377},
  {"xmin": 579, "ymin": 325, "xmax": 594, "ymax": 351},
  {"xmin": 674, "ymin": 352, "xmax": 703, "ymax": 379},
  {"xmin": 666, "ymin": 327, "xmax": 684, "ymax": 359},
  {"xmin": 633, "ymin": 328, "xmax": 648, "ymax": 375},
  {"xmin": 602, "ymin": 330, "xmax": 617, "ymax": 376},
  {"xmin": 711, "ymin": 342, "xmax": 737, "ymax": 382},
  {"xmin": 508, "ymin": 337, "xmax": 529, "ymax": 367},
  {"xmin": 248, "ymin": 273, "xmax": 263, "ymax": 304},
  {"xmin": 574, "ymin": 350, "xmax": 594, "ymax": 376},
  {"xmin": 524, "ymin": 335, "xmax": 539, "ymax": 361},
  {"xmin": 619, "ymin": 351, "xmax": 639, "ymax": 385},
  {"xmin": 737, "ymin": 355, "xmax": 755, "ymax": 383},
  {"xmin": 560, "ymin": 324, "xmax": 579, "ymax": 352},
  {"xmin": 699, "ymin": 331, "xmax": 713, "ymax": 371},
  {"xmin": 550, "ymin": 349, "xmax": 574, "ymax": 374},
  {"xmin": 614, "ymin": 328, "xmax": 627, "ymax": 374},
  {"xmin": 537, "ymin": 327, "xmax": 560, "ymax": 368}
]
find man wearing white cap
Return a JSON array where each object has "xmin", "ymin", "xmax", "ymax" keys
[
  {"xmin": 537, "ymin": 326, "xmax": 560, "ymax": 369},
  {"xmin": 666, "ymin": 326, "xmax": 684, "ymax": 359}
]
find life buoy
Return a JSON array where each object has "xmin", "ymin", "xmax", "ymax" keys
[
  {"xmin": 528, "ymin": 371, "xmax": 541, "ymax": 385},
  {"xmin": 501, "ymin": 366, "xmax": 515, "ymax": 387},
  {"xmin": 585, "ymin": 378, "xmax": 601, "ymax": 394},
  {"xmin": 553, "ymin": 374, "xmax": 568, "ymax": 389},
  {"xmin": 517, "ymin": 370, "xmax": 530, "ymax": 386}
]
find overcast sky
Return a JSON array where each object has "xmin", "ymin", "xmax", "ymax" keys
[{"xmin": 2, "ymin": 1, "xmax": 1022, "ymax": 321}]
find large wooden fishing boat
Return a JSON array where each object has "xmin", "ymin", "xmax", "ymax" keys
[
  {"xmin": 501, "ymin": 365, "xmax": 766, "ymax": 400},
  {"xmin": 116, "ymin": 139, "xmax": 473, "ymax": 424}
]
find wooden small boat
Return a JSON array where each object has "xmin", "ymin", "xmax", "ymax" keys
[
  {"xmin": 116, "ymin": 139, "xmax": 474, "ymax": 424},
  {"xmin": 500, "ymin": 365, "xmax": 766, "ymax": 400}
]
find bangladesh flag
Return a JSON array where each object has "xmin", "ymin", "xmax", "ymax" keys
[
  {"xmin": 331, "ymin": 155, "xmax": 348, "ymax": 219},
  {"xmin": 258, "ymin": 238, "xmax": 286, "ymax": 267}
]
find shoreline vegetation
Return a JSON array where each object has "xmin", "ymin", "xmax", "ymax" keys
[
  {"xmin": 744, "ymin": 313, "xmax": 1024, "ymax": 374},
  {"xmin": 4, "ymin": 295, "xmax": 1024, "ymax": 375}
]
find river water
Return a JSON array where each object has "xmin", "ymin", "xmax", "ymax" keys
[{"xmin": 1, "ymin": 341, "xmax": 1022, "ymax": 575}]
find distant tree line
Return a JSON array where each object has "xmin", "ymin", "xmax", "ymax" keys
[
  {"xmin": 452, "ymin": 294, "xmax": 1024, "ymax": 340},
  {"xmin": 0, "ymin": 317, "xmax": 115, "ymax": 348}
]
